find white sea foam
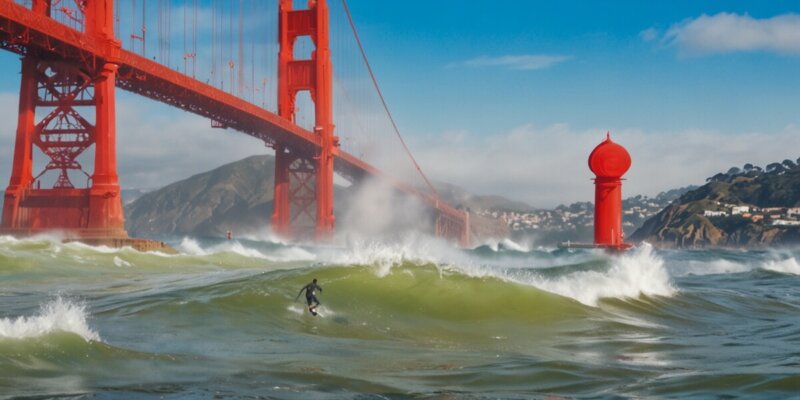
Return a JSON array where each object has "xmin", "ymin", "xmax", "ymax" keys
[
  {"xmin": 236, "ymin": 229, "xmax": 290, "ymax": 245},
  {"xmin": 0, "ymin": 235, "xmax": 21, "ymax": 245},
  {"xmin": 526, "ymin": 244, "xmax": 676, "ymax": 306},
  {"xmin": 210, "ymin": 241, "xmax": 270, "ymax": 259},
  {"xmin": 498, "ymin": 238, "xmax": 530, "ymax": 252},
  {"xmin": 0, "ymin": 298, "xmax": 100, "ymax": 341},
  {"xmin": 287, "ymin": 304, "xmax": 334, "ymax": 317},
  {"xmin": 672, "ymin": 259, "xmax": 751, "ymax": 277},
  {"xmin": 177, "ymin": 237, "xmax": 207, "ymax": 255},
  {"xmin": 761, "ymin": 257, "xmax": 800, "ymax": 275},
  {"xmin": 113, "ymin": 256, "xmax": 133, "ymax": 268},
  {"xmin": 177, "ymin": 237, "xmax": 315, "ymax": 262},
  {"xmin": 315, "ymin": 236, "xmax": 676, "ymax": 306},
  {"xmin": 265, "ymin": 246, "xmax": 316, "ymax": 262},
  {"xmin": 482, "ymin": 238, "xmax": 531, "ymax": 252},
  {"xmin": 322, "ymin": 236, "xmax": 459, "ymax": 277}
]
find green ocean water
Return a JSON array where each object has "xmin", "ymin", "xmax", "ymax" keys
[{"xmin": 0, "ymin": 235, "xmax": 798, "ymax": 399}]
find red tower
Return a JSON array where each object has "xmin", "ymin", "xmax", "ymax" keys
[
  {"xmin": 1, "ymin": 0, "xmax": 127, "ymax": 240},
  {"xmin": 588, "ymin": 132, "xmax": 632, "ymax": 250},
  {"xmin": 272, "ymin": 0, "xmax": 338, "ymax": 241}
]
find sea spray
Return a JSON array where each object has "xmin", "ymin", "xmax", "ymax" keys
[
  {"xmin": 762, "ymin": 256, "xmax": 800, "ymax": 275},
  {"xmin": 312, "ymin": 236, "xmax": 676, "ymax": 306},
  {"xmin": 176, "ymin": 237, "xmax": 315, "ymax": 262},
  {"xmin": 525, "ymin": 243, "xmax": 676, "ymax": 306},
  {"xmin": 177, "ymin": 237, "xmax": 212, "ymax": 256},
  {"xmin": 0, "ymin": 297, "xmax": 100, "ymax": 341},
  {"xmin": 321, "ymin": 236, "xmax": 449, "ymax": 277},
  {"xmin": 672, "ymin": 258, "xmax": 750, "ymax": 277}
]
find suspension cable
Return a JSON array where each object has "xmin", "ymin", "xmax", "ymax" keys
[{"xmin": 340, "ymin": 0, "xmax": 441, "ymax": 200}]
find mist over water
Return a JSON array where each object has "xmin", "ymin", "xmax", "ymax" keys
[{"xmin": 0, "ymin": 235, "xmax": 798, "ymax": 399}]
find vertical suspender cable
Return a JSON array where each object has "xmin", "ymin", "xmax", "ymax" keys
[
  {"xmin": 182, "ymin": 0, "xmax": 187, "ymax": 74},
  {"xmin": 228, "ymin": 1, "xmax": 233, "ymax": 93},
  {"xmin": 238, "ymin": 0, "xmax": 244, "ymax": 98},
  {"xmin": 115, "ymin": 0, "xmax": 120, "ymax": 39},
  {"xmin": 192, "ymin": 0, "xmax": 197, "ymax": 77},
  {"xmin": 157, "ymin": 0, "xmax": 160, "ymax": 61},
  {"xmin": 140, "ymin": 0, "xmax": 146, "ymax": 57},
  {"xmin": 131, "ymin": 0, "xmax": 136, "ymax": 50},
  {"xmin": 211, "ymin": 0, "xmax": 216, "ymax": 85}
]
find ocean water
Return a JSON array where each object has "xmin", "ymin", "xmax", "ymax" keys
[{"xmin": 0, "ymin": 234, "xmax": 798, "ymax": 399}]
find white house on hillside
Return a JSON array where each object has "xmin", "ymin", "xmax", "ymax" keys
[{"xmin": 731, "ymin": 206, "xmax": 750, "ymax": 215}]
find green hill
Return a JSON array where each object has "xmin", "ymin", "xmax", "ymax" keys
[
  {"xmin": 631, "ymin": 159, "xmax": 800, "ymax": 248},
  {"xmin": 125, "ymin": 155, "xmax": 279, "ymax": 237}
]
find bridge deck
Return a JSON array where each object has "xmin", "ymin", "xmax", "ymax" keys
[{"xmin": 0, "ymin": 0, "xmax": 467, "ymax": 223}]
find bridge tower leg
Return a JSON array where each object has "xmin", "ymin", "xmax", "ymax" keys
[
  {"xmin": 1, "ymin": 0, "xmax": 127, "ymax": 239},
  {"xmin": 273, "ymin": 0, "xmax": 338, "ymax": 241}
]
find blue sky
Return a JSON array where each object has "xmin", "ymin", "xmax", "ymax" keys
[
  {"xmin": 345, "ymin": 0, "xmax": 800, "ymax": 135},
  {"xmin": 1, "ymin": 0, "xmax": 799, "ymax": 206}
]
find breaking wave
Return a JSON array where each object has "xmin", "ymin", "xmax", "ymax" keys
[{"xmin": 0, "ymin": 298, "xmax": 100, "ymax": 342}]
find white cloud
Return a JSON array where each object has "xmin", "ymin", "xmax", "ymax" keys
[
  {"xmin": 458, "ymin": 54, "xmax": 572, "ymax": 70},
  {"xmin": 410, "ymin": 124, "xmax": 800, "ymax": 208},
  {"xmin": 2, "ymin": 91, "xmax": 799, "ymax": 211},
  {"xmin": 662, "ymin": 12, "xmax": 800, "ymax": 55},
  {"xmin": 639, "ymin": 27, "xmax": 658, "ymax": 42}
]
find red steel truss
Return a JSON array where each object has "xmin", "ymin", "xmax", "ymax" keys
[
  {"xmin": 1, "ymin": 0, "xmax": 126, "ymax": 238},
  {"xmin": 0, "ymin": 0, "xmax": 470, "ymax": 246},
  {"xmin": 272, "ymin": 0, "xmax": 336, "ymax": 240}
]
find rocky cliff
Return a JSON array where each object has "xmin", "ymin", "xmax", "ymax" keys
[{"xmin": 631, "ymin": 160, "xmax": 800, "ymax": 248}]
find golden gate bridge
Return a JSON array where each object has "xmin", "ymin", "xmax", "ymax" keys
[{"xmin": 0, "ymin": 0, "xmax": 497, "ymax": 248}]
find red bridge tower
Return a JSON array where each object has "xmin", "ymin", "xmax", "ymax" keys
[
  {"xmin": 1, "ymin": 0, "xmax": 127, "ymax": 240},
  {"xmin": 272, "ymin": 0, "xmax": 339, "ymax": 240}
]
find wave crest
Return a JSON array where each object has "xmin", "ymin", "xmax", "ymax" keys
[
  {"xmin": 528, "ymin": 244, "xmax": 676, "ymax": 306},
  {"xmin": 762, "ymin": 257, "xmax": 800, "ymax": 275},
  {"xmin": 0, "ymin": 298, "xmax": 100, "ymax": 342}
]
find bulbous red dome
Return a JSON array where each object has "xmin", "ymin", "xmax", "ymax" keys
[{"xmin": 588, "ymin": 132, "xmax": 631, "ymax": 178}]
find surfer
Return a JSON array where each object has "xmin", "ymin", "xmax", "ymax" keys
[{"xmin": 296, "ymin": 278, "xmax": 323, "ymax": 316}]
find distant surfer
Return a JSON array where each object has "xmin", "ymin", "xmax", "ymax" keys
[{"xmin": 296, "ymin": 278, "xmax": 323, "ymax": 316}]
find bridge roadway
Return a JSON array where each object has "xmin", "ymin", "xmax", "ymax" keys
[{"xmin": 0, "ymin": 0, "xmax": 467, "ymax": 228}]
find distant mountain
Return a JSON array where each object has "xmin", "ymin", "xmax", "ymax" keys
[
  {"xmin": 125, "ymin": 155, "xmax": 278, "ymax": 237},
  {"xmin": 121, "ymin": 188, "xmax": 152, "ymax": 205},
  {"xmin": 434, "ymin": 182, "xmax": 536, "ymax": 213},
  {"xmin": 124, "ymin": 155, "xmax": 508, "ymax": 240},
  {"xmin": 631, "ymin": 159, "xmax": 800, "ymax": 248}
]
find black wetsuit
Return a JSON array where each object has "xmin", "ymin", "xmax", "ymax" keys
[{"xmin": 299, "ymin": 282, "xmax": 322, "ymax": 307}]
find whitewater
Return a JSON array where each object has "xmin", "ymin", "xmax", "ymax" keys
[{"xmin": 0, "ymin": 235, "xmax": 798, "ymax": 399}]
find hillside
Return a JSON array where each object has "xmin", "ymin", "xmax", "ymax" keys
[
  {"xmin": 631, "ymin": 159, "xmax": 800, "ymax": 248},
  {"xmin": 125, "ymin": 155, "xmax": 278, "ymax": 237},
  {"xmin": 124, "ymin": 155, "xmax": 509, "ymax": 240},
  {"xmin": 434, "ymin": 182, "xmax": 536, "ymax": 213}
]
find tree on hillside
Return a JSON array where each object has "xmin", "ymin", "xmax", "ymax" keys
[
  {"xmin": 726, "ymin": 167, "xmax": 742, "ymax": 176},
  {"xmin": 743, "ymin": 163, "xmax": 754, "ymax": 172},
  {"xmin": 766, "ymin": 162, "xmax": 785, "ymax": 174},
  {"xmin": 783, "ymin": 159, "xmax": 797, "ymax": 170},
  {"xmin": 706, "ymin": 172, "xmax": 727, "ymax": 182}
]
